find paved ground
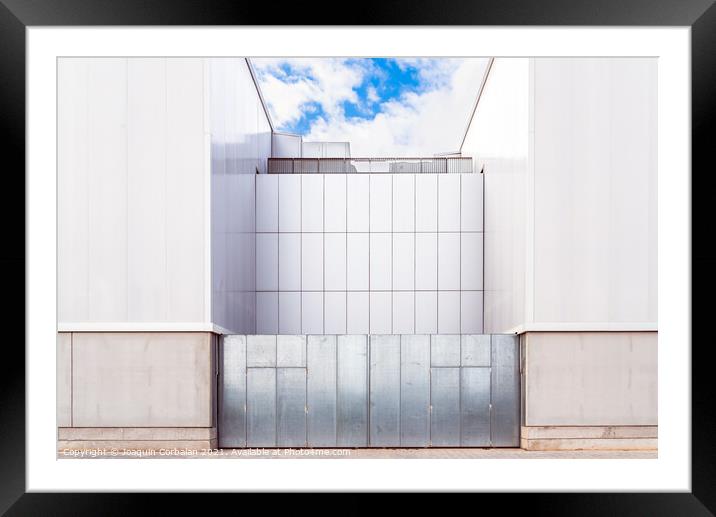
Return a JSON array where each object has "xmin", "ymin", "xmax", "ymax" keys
[{"xmin": 59, "ymin": 448, "xmax": 657, "ymax": 460}]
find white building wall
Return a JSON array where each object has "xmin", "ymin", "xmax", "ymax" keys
[
  {"xmin": 254, "ymin": 173, "xmax": 483, "ymax": 335},
  {"xmin": 209, "ymin": 58, "xmax": 272, "ymax": 334},
  {"xmin": 58, "ymin": 58, "xmax": 207, "ymax": 327},
  {"xmin": 463, "ymin": 58, "xmax": 657, "ymax": 333},
  {"xmin": 531, "ymin": 58, "xmax": 657, "ymax": 326},
  {"xmin": 461, "ymin": 58, "xmax": 530, "ymax": 333},
  {"xmin": 272, "ymin": 132, "xmax": 302, "ymax": 158},
  {"xmin": 58, "ymin": 57, "xmax": 272, "ymax": 333}
]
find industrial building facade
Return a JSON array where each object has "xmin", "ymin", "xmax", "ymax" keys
[{"xmin": 56, "ymin": 57, "xmax": 656, "ymax": 452}]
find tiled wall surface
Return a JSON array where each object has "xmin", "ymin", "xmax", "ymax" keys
[{"xmin": 254, "ymin": 173, "xmax": 484, "ymax": 334}]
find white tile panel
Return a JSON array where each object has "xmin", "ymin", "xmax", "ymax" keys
[
  {"xmin": 278, "ymin": 292, "xmax": 301, "ymax": 334},
  {"xmin": 369, "ymin": 233, "xmax": 392, "ymax": 290},
  {"xmin": 415, "ymin": 233, "xmax": 437, "ymax": 291},
  {"xmin": 369, "ymin": 175, "xmax": 392, "ymax": 232},
  {"xmin": 346, "ymin": 175, "xmax": 369, "ymax": 232},
  {"xmin": 324, "ymin": 292, "xmax": 347, "ymax": 334},
  {"xmin": 392, "ymin": 233, "xmax": 414, "ymax": 291},
  {"xmin": 278, "ymin": 233, "xmax": 301, "ymax": 291},
  {"xmin": 346, "ymin": 233, "xmax": 369, "ymax": 291},
  {"xmin": 392, "ymin": 292, "xmax": 415, "ymax": 334},
  {"xmin": 460, "ymin": 291, "xmax": 484, "ymax": 334},
  {"xmin": 127, "ymin": 59, "xmax": 167, "ymax": 322},
  {"xmin": 301, "ymin": 174, "xmax": 324, "ymax": 232},
  {"xmin": 414, "ymin": 292, "xmax": 437, "ymax": 334},
  {"xmin": 325, "ymin": 233, "xmax": 347, "ymax": 291},
  {"xmin": 346, "ymin": 292, "xmax": 369, "ymax": 334},
  {"xmin": 438, "ymin": 233, "xmax": 460, "ymax": 290},
  {"xmin": 392, "ymin": 174, "xmax": 414, "ymax": 232},
  {"xmin": 58, "ymin": 59, "xmax": 89, "ymax": 322},
  {"xmin": 438, "ymin": 175, "xmax": 461, "ymax": 231},
  {"xmin": 256, "ymin": 233, "xmax": 278, "ymax": 291},
  {"xmin": 256, "ymin": 292, "xmax": 278, "ymax": 333},
  {"xmin": 256, "ymin": 175, "xmax": 278, "ymax": 232},
  {"xmin": 460, "ymin": 232, "xmax": 483, "ymax": 291},
  {"xmin": 324, "ymin": 175, "xmax": 347, "ymax": 232},
  {"xmin": 278, "ymin": 174, "xmax": 301, "ymax": 232},
  {"xmin": 370, "ymin": 292, "xmax": 392, "ymax": 334},
  {"xmin": 438, "ymin": 291, "xmax": 460, "ymax": 334},
  {"xmin": 415, "ymin": 174, "xmax": 438, "ymax": 231},
  {"xmin": 301, "ymin": 233, "xmax": 324, "ymax": 291},
  {"xmin": 302, "ymin": 292, "xmax": 323, "ymax": 334},
  {"xmin": 461, "ymin": 173, "xmax": 483, "ymax": 231},
  {"xmin": 87, "ymin": 58, "xmax": 128, "ymax": 321}
]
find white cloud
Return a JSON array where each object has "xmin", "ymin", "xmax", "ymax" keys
[{"xmin": 252, "ymin": 57, "xmax": 489, "ymax": 157}]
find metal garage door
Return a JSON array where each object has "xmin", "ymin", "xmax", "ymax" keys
[{"xmin": 218, "ymin": 334, "xmax": 519, "ymax": 448}]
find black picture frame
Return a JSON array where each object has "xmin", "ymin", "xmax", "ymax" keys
[{"xmin": 2, "ymin": 0, "xmax": 713, "ymax": 512}]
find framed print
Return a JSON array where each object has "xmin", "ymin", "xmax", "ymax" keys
[{"xmin": 3, "ymin": 0, "xmax": 714, "ymax": 511}]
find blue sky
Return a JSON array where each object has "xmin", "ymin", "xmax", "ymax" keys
[{"xmin": 251, "ymin": 58, "xmax": 489, "ymax": 156}]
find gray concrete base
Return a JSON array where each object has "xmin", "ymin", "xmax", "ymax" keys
[
  {"xmin": 57, "ymin": 427, "xmax": 218, "ymax": 452},
  {"xmin": 520, "ymin": 425, "xmax": 657, "ymax": 451}
]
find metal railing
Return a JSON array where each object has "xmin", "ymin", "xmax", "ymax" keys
[{"xmin": 268, "ymin": 157, "xmax": 473, "ymax": 174}]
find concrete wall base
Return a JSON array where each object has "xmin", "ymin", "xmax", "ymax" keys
[
  {"xmin": 57, "ymin": 427, "xmax": 217, "ymax": 452},
  {"xmin": 520, "ymin": 425, "xmax": 657, "ymax": 451}
]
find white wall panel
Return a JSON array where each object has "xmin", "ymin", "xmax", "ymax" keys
[
  {"xmin": 370, "ymin": 292, "xmax": 392, "ymax": 334},
  {"xmin": 461, "ymin": 233, "xmax": 483, "ymax": 291},
  {"xmin": 415, "ymin": 174, "xmax": 438, "ymax": 231},
  {"xmin": 302, "ymin": 233, "xmax": 324, "ymax": 291},
  {"xmin": 438, "ymin": 291, "xmax": 460, "ymax": 334},
  {"xmin": 462, "ymin": 58, "xmax": 529, "ymax": 333},
  {"xmin": 347, "ymin": 175, "xmax": 369, "ymax": 232},
  {"xmin": 347, "ymin": 233, "xmax": 369, "ymax": 291},
  {"xmin": 392, "ymin": 175, "xmax": 415, "ymax": 232},
  {"xmin": 369, "ymin": 233, "xmax": 392, "ymax": 290},
  {"xmin": 272, "ymin": 132, "xmax": 302, "ymax": 158},
  {"xmin": 369, "ymin": 175, "xmax": 392, "ymax": 232},
  {"xmin": 438, "ymin": 175, "xmax": 461, "ymax": 232},
  {"xmin": 415, "ymin": 292, "xmax": 437, "ymax": 334},
  {"xmin": 415, "ymin": 233, "xmax": 438, "ymax": 291},
  {"xmin": 58, "ymin": 59, "xmax": 89, "ymax": 322},
  {"xmin": 438, "ymin": 233, "xmax": 460, "ymax": 290},
  {"xmin": 347, "ymin": 292, "xmax": 369, "ymax": 334},
  {"xmin": 393, "ymin": 292, "xmax": 415, "ymax": 334},
  {"xmin": 302, "ymin": 175, "xmax": 324, "ymax": 232},
  {"xmin": 461, "ymin": 173, "xmax": 483, "ymax": 232},
  {"xmin": 325, "ymin": 233, "xmax": 347, "ymax": 291},
  {"xmin": 278, "ymin": 233, "xmax": 301, "ymax": 291},
  {"xmin": 324, "ymin": 175, "xmax": 347, "ymax": 232},
  {"xmin": 278, "ymin": 175, "xmax": 301, "ymax": 232},
  {"xmin": 256, "ymin": 174, "xmax": 278, "ymax": 232},
  {"xmin": 392, "ymin": 233, "xmax": 414, "ymax": 291},
  {"xmin": 127, "ymin": 59, "xmax": 167, "ymax": 321},
  {"xmin": 302, "ymin": 292, "xmax": 324, "ymax": 334},
  {"xmin": 325, "ymin": 292, "xmax": 347, "ymax": 334},
  {"xmin": 87, "ymin": 58, "xmax": 128, "ymax": 321},
  {"xmin": 166, "ymin": 59, "xmax": 207, "ymax": 323},
  {"xmin": 278, "ymin": 292, "xmax": 301, "ymax": 334},
  {"xmin": 256, "ymin": 234, "xmax": 278, "ymax": 291},
  {"xmin": 256, "ymin": 292, "xmax": 278, "ymax": 334},
  {"xmin": 461, "ymin": 292, "xmax": 484, "ymax": 334}
]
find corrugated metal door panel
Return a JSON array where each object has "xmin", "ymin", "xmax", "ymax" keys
[
  {"xmin": 430, "ymin": 367, "xmax": 461, "ymax": 446},
  {"xmin": 369, "ymin": 335, "xmax": 400, "ymax": 446},
  {"xmin": 218, "ymin": 335, "xmax": 246, "ymax": 448},
  {"xmin": 491, "ymin": 334, "xmax": 520, "ymax": 446},
  {"xmin": 307, "ymin": 335, "xmax": 337, "ymax": 446},
  {"xmin": 400, "ymin": 335, "xmax": 430, "ymax": 446},
  {"xmin": 337, "ymin": 335, "xmax": 369, "ymax": 446},
  {"xmin": 277, "ymin": 368, "xmax": 307, "ymax": 446},
  {"xmin": 460, "ymin": 367, "xmax": 491, "ymax": 446},
  {"xmin": 246, "ymin": 368, "xmax": 276, "ymax": 447}
]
